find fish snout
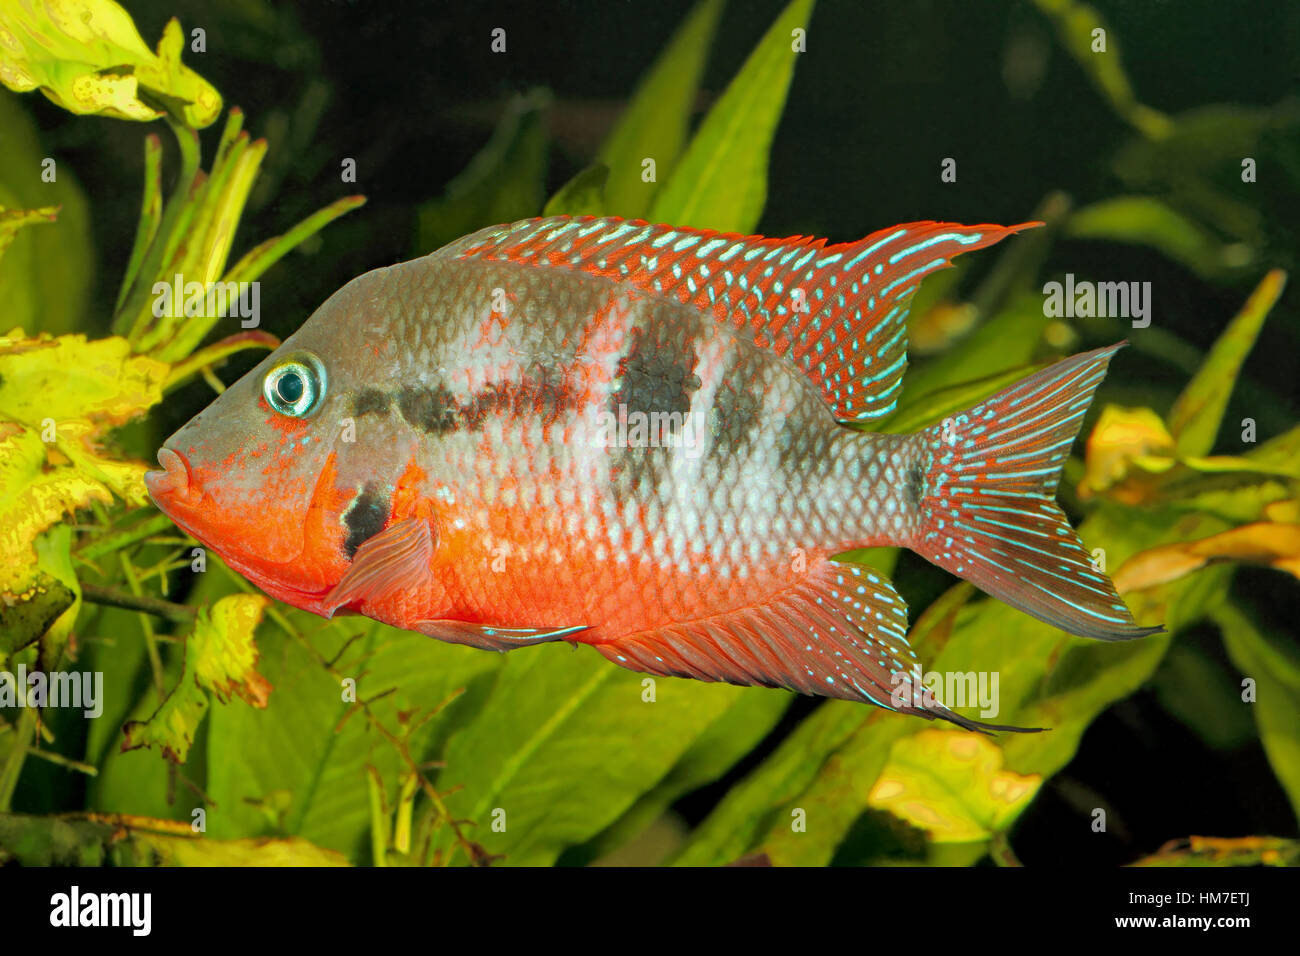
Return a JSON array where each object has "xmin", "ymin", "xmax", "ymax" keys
[{"xmin": 145, "ymin": 447, "xmax": 194, "ymax": 505}]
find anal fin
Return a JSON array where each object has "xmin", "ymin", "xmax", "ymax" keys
[{"xmin": 593, "ymin": 558, "xmax": 1039, "ymax": 734}]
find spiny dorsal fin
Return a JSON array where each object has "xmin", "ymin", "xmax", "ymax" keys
[{"xmin": 441, "ymin": 215, "xmax": 1039, "ymax": 422}]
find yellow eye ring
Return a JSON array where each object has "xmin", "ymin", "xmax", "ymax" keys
[{"xmin": 263, "ymin": 352, "xmax": 326, "ymax": 417}]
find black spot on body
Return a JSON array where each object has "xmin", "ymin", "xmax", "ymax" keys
[
  {"xmin": 904, "ymin": 461, "xmax": 926, "ymax": 509},
  {"xmin": 607, "ymin": 304, "xmax": 704, "ymax": 501},
  {"xmin": 710, "ymin": 378, "xmax": 763, "ymax": 454},
  {"xmin": 343, "ymin": 482, "xmax": 390, "ymax": 558},
  {"xmin": 611, "ymin": 320, "xmax": 702, "ymax": 423}
]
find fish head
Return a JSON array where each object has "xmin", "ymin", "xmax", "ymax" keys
[{"xmin": 146, "ymin": 268, "xmax": 418, "ymax": 613}]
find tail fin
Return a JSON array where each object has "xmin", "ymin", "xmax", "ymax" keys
[{"xmin": 910, "ymin": 343, "xmax": 1163, "ymax": 641}]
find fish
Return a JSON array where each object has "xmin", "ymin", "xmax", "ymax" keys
[{"xmin": 146, "ymin": 214, "xmax": 1162, "ymax": 733}]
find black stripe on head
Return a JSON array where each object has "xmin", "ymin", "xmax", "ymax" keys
[
  {"xmin": 342, "ymin": 481, "xmax": 390, "ymax": 559},
  {"xmin": 353, "ymin": 387, "xmax": 390, "ymax": 417},
  {"xmin": 398, "ymin": 368, "xmax": 578, "ymax": 435}
]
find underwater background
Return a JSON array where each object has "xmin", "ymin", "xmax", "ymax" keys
[{"xmin": 0, "ymin": 0, "xmax": 1298, "ymax": 866}]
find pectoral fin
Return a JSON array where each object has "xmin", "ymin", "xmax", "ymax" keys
[
  {"xmin": 323, "ymin": 515, "xmax": 435, "ymax": 615},
  {"xmin": 417, "ymin": 620, "xmax": 588, "ymax": 652}
]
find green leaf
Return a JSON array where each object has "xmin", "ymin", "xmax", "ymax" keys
[
  {"xmin": 1215, "ymin": 600, "xmax": 1300, "ymax": 825},
  {"xmin": 1110, "ymin": 103, "xmax": 1298, "ymax": 246},
  {"xmin": 569, "ymin": 686, "xmax": 790, "ymax": 865},
  {"xmin": 1150, "ymin": 642, "xmax": 1254, "ymax": 750},
  {"xmin": 1167, "ymin": 269, "xmax": 1286, "ymax": 457},
  {"xmin": 415, "ymin": 91, "xmax": 550, "ymax": 254},
  {"xmin": 0, "ymin": 94, "xmax": 93, "ymax": 337},
  {"xmin": 597, "ymin": 0, "xmax": 725, "ymax": 218},
  {"xmin": 543, "ymin": 163, "xmax": 609, "ymax": 218},
  {"xmin": 1248, "ymin": 421, "xmax": 1300, "ymax": 468},
  {"xmin": 122, "ymin": 594, "xmax": 271, "ymax": 763},
  {"xmin": 880, "ymin": 360, "xmax": 1049, "ymax": 435},
  {"xmin": 1065, "ymin": 196, "xmax": 1254, "ymax": 278},
  {"xmin": 84, "ymin": 606, "xmax": 189, "ymax": 821},
  {"xmin": 669, "ymin": 699, "xmax": 863, "ymax": 865},
  {"xmin": 888, "ymin": 291, "xmax": 1057, "ymax": 419},
  {"xmin": 428, "ymin": 645, "xmax": 748, "ymax": 866},
  {"xmin": 204, "ymin": 603, "xmax": 503, "ymax": 862},
  {"xmin": 649, "ymin": 0, "xmax": 814, "ymax": 233},
  {"xmin": 1031, "ymin": 0, "xmax": 1171, "ymax": 139}
]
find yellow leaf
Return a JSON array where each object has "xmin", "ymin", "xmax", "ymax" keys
[
  {"xmin": 1079, "ymin": 405, "xmax": 1174, "ymax": 503},
  {"xmin": 1113, "ymin": 522, "xmax": 1300, "ymax": 593},
  {"xmin": 0, "ymin": 330, "xmax": 166, "ymax": 603},
  {"xmin": 123, "ymin": 594, "xmax": 272, "ymax": 763},
  {"xmin": 0, "ymin": 0, "xmax": 221, "ymax": 126},
  {"xmin": 193, "ymin": 594, "xmax": 273, "ymax": 707},
  {"xmin": 1264, "ymin": 499, "xmax": 1300, "ymax": 523},
  {"xmin": 0, "ymin": 423, "xmax": 108, "ymax": 594},
  {"xmin": 0, "ymin": 328, "xmax": 168, "ymax": 427},
  {"xmin": 868, "ymin": 730, "xmax": 1041, "ymax": 843}
]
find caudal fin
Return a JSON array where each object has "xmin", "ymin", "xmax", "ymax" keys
[{"xmin": 911, "ymin": 343, "xmax": 1163, "ymax": 641}]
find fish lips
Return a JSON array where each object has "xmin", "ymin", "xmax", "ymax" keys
[{"xmin": 144, "ymin": 446, "xmax": 194, "ymax": 505}]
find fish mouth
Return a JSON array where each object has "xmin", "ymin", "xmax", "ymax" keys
[
  {"xmin": 144, "ymin": 446, "xmax": 193, "ymax": 505},
  {"xmin": 144, "ymin": 445, "xmax": 336, "ymax": 612}
]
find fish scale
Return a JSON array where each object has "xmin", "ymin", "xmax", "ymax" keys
[{"xmin": 147, "ymin": 214, "xmax": 1162, "ymax": 733}]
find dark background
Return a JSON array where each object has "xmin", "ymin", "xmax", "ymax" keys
[{"xmin": 20, "ymin": 0, "xmax": 1300, "ymax": 863}]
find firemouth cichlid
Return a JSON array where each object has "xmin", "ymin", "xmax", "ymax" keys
[{"xmin": 146, "ymin": 215, "xmax": 1162, "ymax": 733}]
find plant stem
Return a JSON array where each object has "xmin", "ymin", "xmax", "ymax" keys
[
  {"xmin": 80, "ymin": 583, "xmax": 195, "ymax": 624},
  {"xmin": 0, "ymin": 709, "xmax": 37, "ymax": 812},
  {"xmin": 77, "ymin": 512, "xmax": 176, "ymax": 562},
  {"xmin": 25, "ymin": 747, "xmax": 99, "ymax": 777}
]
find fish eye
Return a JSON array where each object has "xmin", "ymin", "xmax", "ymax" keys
[{"xmin": 263, "ymin": 352, "xmax": 326, "ymax": 417}]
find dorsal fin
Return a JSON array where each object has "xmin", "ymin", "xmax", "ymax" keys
[{"xmin": 441, "ymin": 215, "xmax": 1040, "ymax": 421}]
